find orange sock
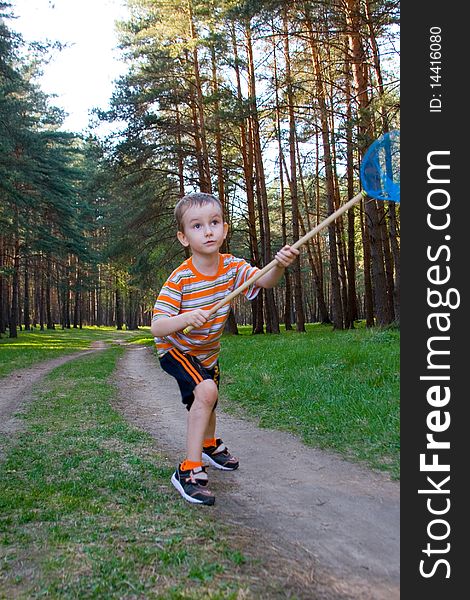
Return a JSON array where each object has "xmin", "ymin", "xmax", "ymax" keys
[
  {"xmin": 180, "ymin": 459, "xmax": 203, "ymax": 471},
  {"xmin": 203, "ymin": 437, "xmax": 217, "ymax": 448}
]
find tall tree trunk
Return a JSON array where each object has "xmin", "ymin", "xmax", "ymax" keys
[
  {"xmin": 210, "ymin": 42, "xmax": 238, "ymax": 335},
  {"xmin": 364, "ymin": 0, "xmax": 390, "ymax": 132},
  {"xmin": 231, "ymin": 24, "xmax": 262, "ymax": 333},
  {"xmin": 46, "ymin": 257, "xmax": 54, "ymax": 329},
  {"xmin": 9, "ymin": 227, "xmax": 19, "ymax": 338},
  {"xmin": 364, "ymin": 0, "xmax": 400, "ymax": 323},
  {"xmin": 188, "ymin": 6, "xmax": 211, "ymax": 192},
  {"xmin": 388, "ymin": 202, "xmax": 400, "ymax": 324},
  {"xmin": 345, "ymin": 66, "xmax": 358, "ymax": 326},
  {"xmin": 60, "ymin": 267, "xmax": 69, "ymax": 330},
  {"xmin": 271, "ymin": 24, "xmax": 292, "ymax": 330},
  {"xmin": 73, "ymin": 262, "xmax": 80, "ymax": 329},
  {"xmin": 175, "ymin": 104, "xmax": 186, "ymax": 197},
  {"xmin": 312, "ymin": 137, "xmax": 330, "ymax": 324},
  {"xmin": 282, "ymin": 10, "xmax": 306, "ymax": 332},
  {"xmin": 39, "ymin": 266, "xmax": 45, "ymax": 330},
  {"xmin": 0, "ymin": 236, "xmax": 5, "ymax": 335},
  {"xmin": 297, "ymin": 210, "xmax": 330, "ymax": 324},
  {"xmin": 97, "ymin": 265, "xmax": 103, "ymax": 326},
  {"xmin": 324, "ymin": 18, "xmax": 350, "ymax": 326},
  {"xmin": 185, "ymin": 47, "xmax": 209, "ymax": 193},
  {"xmin": 377, "ymin": 202, "xmax": 395, "ymax": 321},
  {"xmin": 210, "ymin": 45, "xmax": 225, "ymax": 208},
  {"xmin": 293, "ymin": 142, "xmax": 331, "ymax": 325},
  {"xmin": 304, "ymin": 10, "xmax": 343, "ymax": 328},
  {"xmin": 344, "ymin": 0, "xmax": 391, "ymax": 326},
  {"xmin": 23, "ymin": 255, "xmax": 31, "ymax": 331},
  {"xmin": 126, "ymin": 289, "xmax": 139, "ymax": 330},
  {"xmin": 246, "ymin": 20, "xmax": 279, "ymax": 334},
  {"xmin": 65, "ymin": 260, "xmax": 71, "ymax": 329},
  {"xmin": 330, "ymin": 129, "xmax": 350, "ymax": 327},
  {"xmin": 360, "ymin": 200, "xmax": 375, "ymax": 326},
  {"xmin": 73, "ymin": 289, "xmax": 80, "ymax": 329},
  {"xmin": 116, "ymin": 277, "xmax": 124, "ymax": 331},
  {"xmin": 33, "ymin": 261, "xmax": 40, "ymax": 327}
]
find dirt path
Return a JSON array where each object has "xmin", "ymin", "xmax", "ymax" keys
[
  {"xmin": 115, "ymin": 345, "xmax": 400, "ymax": 600},
  {"xmin": 0, "ymin": 343, "xmax": 106, "ymax": 459}
]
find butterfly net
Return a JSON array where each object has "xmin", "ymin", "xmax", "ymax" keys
[{"xmin": 360, "ymin": 130, "xmax": 400, "ymax": 203}]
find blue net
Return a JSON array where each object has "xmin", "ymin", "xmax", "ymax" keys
[{"xmin": 360, "ymin": 130, "xmax": 400, "ymax": 203}]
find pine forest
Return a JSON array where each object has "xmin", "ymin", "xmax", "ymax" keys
[{"xmin": 0, "ymin": 0, "xmax": 400, "ymax": 337}]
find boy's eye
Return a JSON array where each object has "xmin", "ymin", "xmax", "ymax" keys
[
  {"xmin": 212, "ymin": 219, "xmax": 220, "ymax": 225},
  {"xmin": 193, "ymin": 223, "xmax": 201, "ymax": 229}
]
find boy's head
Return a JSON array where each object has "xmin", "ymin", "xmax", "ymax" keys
[{"xmin": 174, "ymin": 192, "xmax": 223, "ymax": 233}]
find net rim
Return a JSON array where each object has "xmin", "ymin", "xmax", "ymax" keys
[{"xmin": 360, "ymin": 130, "xmax": 400, "ymax": 203}]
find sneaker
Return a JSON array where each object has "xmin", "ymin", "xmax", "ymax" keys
[
  {"xmin": 202, "ymin": 439, "xmax": 239, "ymax": 471},
  {"xmin": 170, "ymin": 465, "xmax": 215, "ymax": 506}
]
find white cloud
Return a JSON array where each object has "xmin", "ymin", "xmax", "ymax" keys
[{"xmin": 12, "ymin": 0, "xmax": 129, "ymax": 132}]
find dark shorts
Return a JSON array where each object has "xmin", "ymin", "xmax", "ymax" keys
[{"xmin": 159, "ymin": 348, "xmax": 220, "ymax": 411}]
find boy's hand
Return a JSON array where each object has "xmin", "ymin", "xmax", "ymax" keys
[
  {"xmin": 184, "ymin": 309, "xmax": 210, "ymax": 330},
  {"xmin": 274, "ymin": 245, "xmax": 300, "ymax": 268}
]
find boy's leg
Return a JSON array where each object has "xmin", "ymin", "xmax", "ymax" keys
[
  {"xmin": 159, "ymin": 351, "xmax": 218, "ymax": 505},
  {"xmin": 186, "ymin": 379, "xmax": 218, "ymax": 463},
  {"xmin": 201, "ymin": 403, "xmax": 239, "ymax": 471},
  {"xmin": 171, "ymin": 380, "xmax": 218, "ymax": 507},
  {"xmin": 204, "ymin": 409, "xmax": 217, "ymax": 441},
  {"xmin": 196, "ymin": 365, "xmax": 238, "ymax": 471},
  {"xmin": 201, "ymin": 361, "xmax": 218, "ymax": 444},
  {"xmin": 159, "ymin": 352, "xmax": 236, "ymax": 501}
]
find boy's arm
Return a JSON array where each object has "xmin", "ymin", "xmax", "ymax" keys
[
  {"xmin": 256, "ymin": 245, "xmax": 300, "ymax": 289},
  {"xmin": 150, "ymin": 309, "xmax": 211, "ymax": 337}
]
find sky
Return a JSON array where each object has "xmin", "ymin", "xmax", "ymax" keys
[{"xmin": 11, "ymin": 0, "xmax": 130, "ymax": 133}]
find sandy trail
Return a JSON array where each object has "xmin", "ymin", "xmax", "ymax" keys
[{"xmin": 115, "ymin": 345, "xmax": 400, "ymax": 600}]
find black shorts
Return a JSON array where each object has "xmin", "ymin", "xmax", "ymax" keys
[{"xmin": 159, "ymin": 348, "xmax": 220, "ymax": 411}]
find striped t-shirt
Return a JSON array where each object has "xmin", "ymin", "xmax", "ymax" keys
[{"xmin": 152, "ymin": 254, "xmax": 261, "ymax": 368}]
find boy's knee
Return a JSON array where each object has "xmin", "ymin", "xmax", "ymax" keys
[{"xmin": 193, "ymin": 379, "xmax": 218, "ymax": 408}]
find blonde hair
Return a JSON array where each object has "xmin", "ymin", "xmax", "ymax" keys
[{"xmin": 174, "ymin": 193, "xmax": 223, "ymax": 232}]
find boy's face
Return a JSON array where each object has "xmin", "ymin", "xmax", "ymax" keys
[{"xmin": 177, "ymin": 202, "xmax": 228, "ymax": 256}]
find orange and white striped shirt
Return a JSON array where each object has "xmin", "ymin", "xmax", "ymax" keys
[{"xmin": 152, "ymin": 254, "xmax": 261, "ymax": 368}]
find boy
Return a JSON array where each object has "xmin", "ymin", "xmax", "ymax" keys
[{"xmin": 151, "ymin": 192, "xmax": 299, "ymax": 505}]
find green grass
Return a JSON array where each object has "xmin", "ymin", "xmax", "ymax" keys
[
  {"xmin": 220, "ymin": 323, "xmax": 399, "ymax": 478},
  {"xmin": 0, "ymin": 327, "xmax": 138, "ymax": 378},
  {"xmin": 0, "ymin": 344, "xmax": 306, "ymax": 599}
]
